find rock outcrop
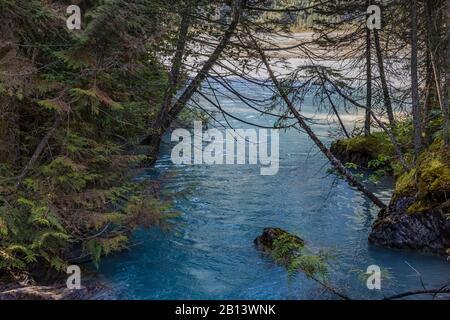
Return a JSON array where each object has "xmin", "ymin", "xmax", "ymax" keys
[
  {"xmin": 369, "ymin": 196, "xmax": 450, "ymax": 256},
  {"xmin": 330, "ymin": 135, "xmax": 387, "ymax": 168},
  {"xmin": 330, "ymin": 141, "xmax": 372, "ymax": 168}
]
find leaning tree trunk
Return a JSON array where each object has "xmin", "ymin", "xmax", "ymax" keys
[
  {"xmin": 324, "ymin": 85, "xmax": 350, "ymax": 139},
  {"xmin": 144, "ymin": 0, "xmax": 245, "ymax": 165},
  {"xmin": 144, "ymin": 4, "xmax": 193, "ymax": 162},
  {"xmin": 373, "ymin": 29, "xmax": 395, "ymax": 128},
  {"xmin": 253, "ymin": 38, "xmax": 386, "ymax": 209},
  {"xmin": 164, "ymin": 0, "xmax": 244, "ymax": 123},
  {"xmin": 411, "ymin": 0, "xmax": 423, "ymax": 159}
]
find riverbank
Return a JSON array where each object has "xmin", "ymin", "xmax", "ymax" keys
[{"xmin": 0, "ymin": 279, "xmax": 107, "ymax": 300}]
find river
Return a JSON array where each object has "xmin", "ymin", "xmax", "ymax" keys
[{"xmin": 97, "ymin": 79, "xmax": 450, "ymax": 300}]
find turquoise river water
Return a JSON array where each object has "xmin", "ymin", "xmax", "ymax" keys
[{"xmin": 97, "ymin": 80, "xmax": 450, "ymax": 300}]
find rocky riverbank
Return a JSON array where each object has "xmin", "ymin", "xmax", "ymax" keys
[
  {"xmin": 330, "ymin": 134, "xmax": 390, "ymax": 169},
  {"xmin": 369, "ymin": 196, "xmax": 450, "ymax": 256},
  {"xmin": 331, "ymin": 135, "xmax": 450, "ymax": 258}
]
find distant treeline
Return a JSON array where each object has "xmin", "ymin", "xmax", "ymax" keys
[{"xmin": 259, "ymin": 0, "xmax": 338, "ymax": 31}]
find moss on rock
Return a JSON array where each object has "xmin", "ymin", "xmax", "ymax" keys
[
  {"xmin": 332, "ymin": 133, "xmax": 450, "ymax": 215},
  {"xmin": 393, "ymin": 140, "xmax": 450, "ymax": 214},
  {"xmin": 254, "ymin": 227, "xmax": 304, "ymax": 253},
  {"xmin": 394, "ymin": 169, "xmax": 417, "ymax": 198},
  {"xmin": 330, "ymin": 133, "xmax": 394, "ymax": 168},
  {"xmin": 254, "ymin": 228, "xmax": 328, "ymax": 280}
]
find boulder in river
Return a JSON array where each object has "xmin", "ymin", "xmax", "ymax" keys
[
  {"xmin": 254, "ymin": 227, "xmax": 305, "ymax": 253},
  {"xmin": 254, "ymin": 228, "xmax": 330, "ymax": 280}
]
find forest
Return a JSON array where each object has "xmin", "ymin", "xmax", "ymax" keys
[{"xmin": 0, "ymin": 0, "xmax": 449, "ymax": 300}]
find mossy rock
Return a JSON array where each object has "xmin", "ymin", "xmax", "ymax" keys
[
  {"xmin": 394, "ymin": 169, "xmax": 417, "ymax": 198},
  {"xmin": 369, "ymin": 196, "xmax": 450, "ymax": 256},
  {"xmin": 330, "ymin": 133, "xmax": 393, "ymax": 168},
  {"xmin": 370, "ymin": 140, "xmax": 450, "ymax": 256},
  {"xmin": 254, "ymin": 228, "xmax": 328, "ymax": 279},
  {"xmin": 418, "ymin": 158, "xmax": 450, "ymax": 194},
  {"xmin": 254, "ymin": 227, "xmax": 304, "ymax": 253},
  {"xmin": 393, "ymin": 140, "xmax": 450, "ymax": 213}
]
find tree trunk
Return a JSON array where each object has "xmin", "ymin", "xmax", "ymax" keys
[
  {"xmin": 324, "ymin": 88, "xmax": 350, "ymax": 138},
  {"xmin": 423, "ymin": 50, "xmax": 434, "ymax": 147},
  {"xmin": 144, "ymin": 134, "xmax": 163, "ymax": 164},
  {"xmin": 254, "ymin": 40, "xmax": 386, "ymax": 209},
  {"xmin": 323, "ymin": 73, "xmax": 410, "ymax": 171},
  {"xmin": 165, "ymin": 0, "xmax": 244, "ymax": 123},
  {"xmin": 144, "ymin": 4, "xmax": 193, "ymax": 162},
  {"xmin": 423, "ymin": 0, "xmax": 436, "ymax": 146},
  {"xmin": 373, "ymin": 29, "xmax": 395, "ymax": 128},
  {"xmin": 144, "ymin": 0, "xmax": 245, "ymax": 165},
  {"xmin": 427, "ymin": 0, "xmax": 449, "ymax": 147},
  {"xmin": 443, "ymin": 0, "xmax": 450, "ymax": 147},
  {"xmin": 365, "ymin": 26, "xmax": 372, "ymax": 136},
  {"xmin": 411, "ymin": 0, "xmax": 423, "ymax": 159},
  {"xmin": 444, "ymin": 77, "xmax": 449, "ymax": 147}
]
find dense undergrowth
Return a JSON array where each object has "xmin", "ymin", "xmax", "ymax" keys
[{"xmin": 0, "ymin": 0, "xmax": 180, "ymax": 282}]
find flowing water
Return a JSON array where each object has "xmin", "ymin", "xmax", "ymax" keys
[{"xmin": 98, "ymin": 80, "xmax": 450, "ymax": 300}]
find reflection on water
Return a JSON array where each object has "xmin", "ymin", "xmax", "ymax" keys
[{"xmin": 98, "ymin": 80, "xmax": 450, "ymax": 300}]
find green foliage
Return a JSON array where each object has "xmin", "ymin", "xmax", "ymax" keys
[
  {"xmin": 335, "ymin": 134, "xmax": 393, "ymax": 161},
  {"xmin": 394, "ymin": 140, "xmax": 450, "ymax": 214},
  {"xmin": 335, "ymin": 117, "xmax": 450, "ymax": 215},
  {"xmin": 368, "ymin": 154, "xmax": 391, "ymax": 170},
  {"xmin": 367, "ymin": 155, "xmax": 391, "ymax": 184},
  {"xmin": 345, "ymin": 162, "xmax": 358, "ymax": 170},
  {"xmin": 270, "ymin": 232, "xmax": 328, "ymax": 281},
  {"xmin": 352, "ymin": 267, "xmax": 391, "ymax": 284},
  {"xmin": 84, "ymin": 235, "xmax": 128, "ymax": 268},
  {"xmin": 288, "ymin": 254, "xmax": 329, "ymax": 280},
  {"xmin": 256, "ymin": 0, "xmax": 334, "ymax": 32},
  {"xmin": 271, "ymin": 233, "xmax": 305, "ymax": 263},
  {"xmin": 0, "ymin": 0, "xmax": 174, "ymax": 279},
  {"xmin": 332, "ymin": 122, "xmax": 418, "ymax": 183}
]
